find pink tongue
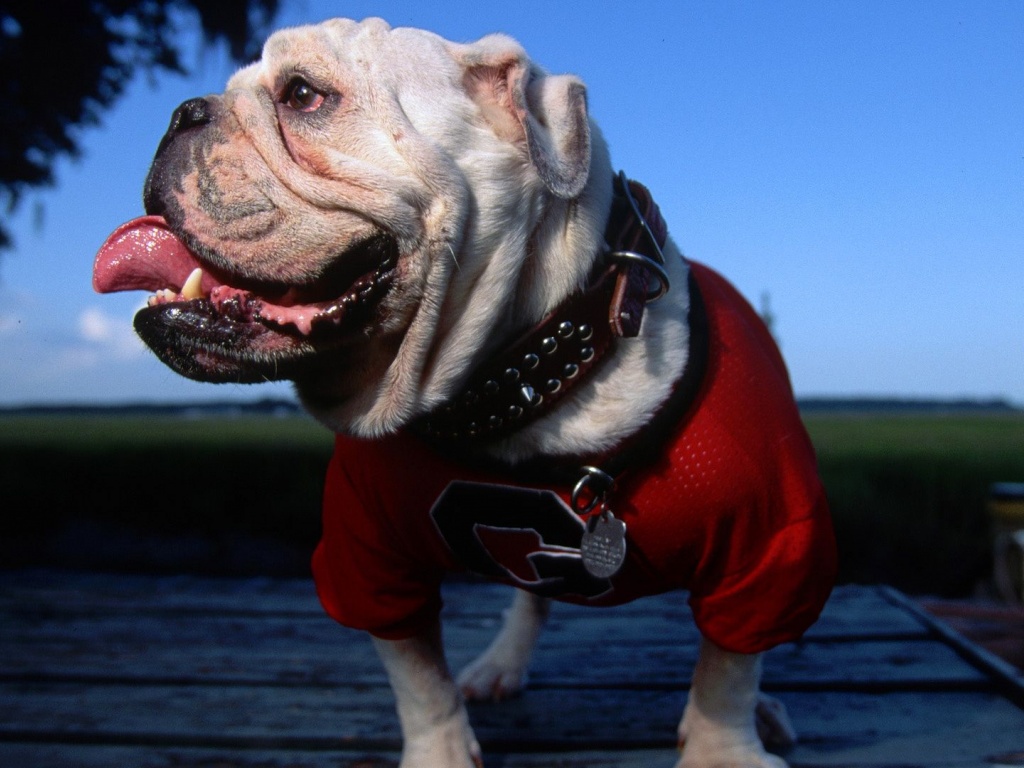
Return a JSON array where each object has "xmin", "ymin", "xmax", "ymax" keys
[
  {"xmin": 93, "ymin": 215, "xmax": 205, "ymax": 294},
  {"xmin": 91, "ymin": 215, "xmax": 326, "ymax": 336},
  {"xmin": 92, "ymin": 215, "xmax": 374, "ymax": 337}
]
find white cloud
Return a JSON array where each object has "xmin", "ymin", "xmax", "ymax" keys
[
  {"xmin": 78, "ymin": 306, "xmax": 115, "ymax": 342},
  {"xmin": 77, "ymin": 305, "xmax": 146, "ymax": 359},
  {"xmin": 0, "ymin": 288, "xmax": 38, "ymax": 335}
]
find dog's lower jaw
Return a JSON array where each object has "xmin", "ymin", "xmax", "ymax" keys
[
  {"xmin": 676, "ymin": 640, "xmax": 790, "ymax": 768},
  {"xmin": 373, "ymin": 623, "xmax": 483, "ymax": 768}
]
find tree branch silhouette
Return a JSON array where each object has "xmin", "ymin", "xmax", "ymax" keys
[{"xmin": 0, "ymin": 0, "xmax": 279, "ymax": 251}]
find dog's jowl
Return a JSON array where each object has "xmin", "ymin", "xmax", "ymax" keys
[{"xmin": 93, "ymin": 17, "xmax": 836, "ymax": 768}]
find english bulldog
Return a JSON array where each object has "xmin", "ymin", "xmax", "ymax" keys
[{"xmin": 93, "ymin": 17, "xmax": 836, "ymax": 768}]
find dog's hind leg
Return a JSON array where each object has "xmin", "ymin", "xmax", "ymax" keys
[
  {"xmin": 374, "ymin": 621, "xmax": 482, "ymax": 768},
  {"xmin": 676, "ymin": 637, "xmax": 794, "ymax": 768},
  {"xmin": 457, "ymin": 588, "xmax": 550, "ymax": 701}
]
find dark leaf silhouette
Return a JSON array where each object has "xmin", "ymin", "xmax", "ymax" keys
[{"xmin": 0, "ymin": 0, "xmax": 280, "ymax": 250}]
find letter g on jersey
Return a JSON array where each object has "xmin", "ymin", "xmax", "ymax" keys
[{"xmin": 430, "ymin": 481, "xmax": 612, "ymax": 599}]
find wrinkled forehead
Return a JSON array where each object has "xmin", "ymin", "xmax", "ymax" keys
[{"xmin": 227, "ymin": 17, "xmax": 459, "ymax": 92}]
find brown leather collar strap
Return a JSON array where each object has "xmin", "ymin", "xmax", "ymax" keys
[
  {"xmin": 607, "ymin": 172, "xmax": 669, "ymax": 337},
  {"xmin": 413, "ymin": 173, "xmax": 669, "ymax": 444}
]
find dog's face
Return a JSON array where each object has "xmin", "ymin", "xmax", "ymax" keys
[{"xmin": 94, "ymin": 18, "xmax": 610, "ymax": 435}]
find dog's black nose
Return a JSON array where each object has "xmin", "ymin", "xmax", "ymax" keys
[
  {"xmin": 168, "ymin": 97, "xmax": 214, "ymax": 134},
  {"xmin": 152, "ymin": 97, "xmax": 214, "ymax": 158},
  {"xmin": 145, "ymin": 97, "xmax": 215, "ymax": 215},
  {"xmin": 169, "ymin": 97, "xmax": 214, "ymax": 133}
]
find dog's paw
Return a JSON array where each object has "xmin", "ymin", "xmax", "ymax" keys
[
  {"xmin": 457, "ymin": 652, "xmax": 529, "ymax": 702},
  {"xmin": 400, "ymin": 709, "xmax": 482, "ymax": 768},
  {"xmin": 677, "ymin": 698, "xmax": 792, "ymax": 768},
  {"xmin": 457, "ymin": 592, "xmax": 547, "ymax": 702},
  {"xmin": 754, "ymin": 693, "xmax": 796, "ymax": 752},
  {"xmin": 675, "ymin": 743, "xmax": 789, "ymax": 768}
]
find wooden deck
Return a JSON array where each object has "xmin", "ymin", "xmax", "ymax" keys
[{"xmin": 2, "ymin": 570, "xmax": 1023, "ymax": 768}]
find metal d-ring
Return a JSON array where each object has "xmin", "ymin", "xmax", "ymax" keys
[
  {"xmin": 607, "ymin": 249, "xmax": 671, "ymax": 302},
  {"xmin": 614, "ymin": 170, "xmax": 670, "ymax": 302},
  {"xmin": 618, "ymin": 170, "xmax": 666, "ymax": 266},
  {"xmin": 571, "ymin": 465, "xmax": 616, "ymax": 515}
]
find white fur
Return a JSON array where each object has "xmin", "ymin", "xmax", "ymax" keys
[
  {"xmin": 374, "ymin": 622, "xmax": 482, "ymax": 768},
  {"xmin": 375, "ymin": 591, "xmax": 795, "ymax": 768},
  {"xmin": 677, "ymin": 639, "xmax": 793, "ymax": 768},
  {"xmin": 206, "ymin": 19, "xmax": 797, "ymax": 767}
]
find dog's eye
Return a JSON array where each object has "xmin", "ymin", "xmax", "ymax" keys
[{"xmin": 282, "ymin": 78, "xmax": 325, "ymax": 112}]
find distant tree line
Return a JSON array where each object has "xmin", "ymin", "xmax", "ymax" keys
[
  {"xmin": 797, "ymin": 397, "xmax": 1021, "ymax": 414},
  {"xmin": 2, "ymin": 397, "xmax": 1020, "ymax": 417}
]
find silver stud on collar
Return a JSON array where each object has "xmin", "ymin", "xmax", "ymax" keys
[
  {"xmin": 519, "ymin": 384, "xmax": 542, "ymax": 407},
  {"xmin": 419, "ymin": 313, "xmax": 606, "ymax": 440},
  {"xmin": 414, "ymin": 173, "xmax": 673, "ymax": 444}
]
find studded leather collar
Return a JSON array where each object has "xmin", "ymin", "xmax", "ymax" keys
[{"xmin": 412, "ymin": 173, "xmax": 671, "ymax": 445}]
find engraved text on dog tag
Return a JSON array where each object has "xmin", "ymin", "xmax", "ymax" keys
[{"xmin": 580, "ymin": 509, "xmax": 627, "ymax": 579}]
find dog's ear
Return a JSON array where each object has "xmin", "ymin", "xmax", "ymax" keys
[{"xmin": 455, "ymin": 35, "xmax": 591, "ymax": 199}]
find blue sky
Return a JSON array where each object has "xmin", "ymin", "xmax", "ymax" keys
[{"xmin": 1, "ymin": 0, "xmax": 1021, "ymax": 406}]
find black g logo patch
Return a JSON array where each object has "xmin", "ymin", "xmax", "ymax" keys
[{"xmin": 430, "ymin": 481, "xmax": 612, "ymax": 599}]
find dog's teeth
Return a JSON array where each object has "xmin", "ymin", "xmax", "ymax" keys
[{"xmin": 181, "ymin": 268, "xmax": 204, "ymax": 300}]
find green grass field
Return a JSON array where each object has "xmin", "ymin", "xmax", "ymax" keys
[
  {"xmin": 2, "ymin": 410, "xmax": 1022, "ymax": 595},
  {"xmin": 0, "ymin": 412, "xmax": 334, "ymax": 450},
  {"xmin": 0, "ymin": 412, "xmax": 334, "ymax": 575},
  {"xmin": 804, "ymin": 412, "xmax": 1024, "ymax": 594},
  {"xmin": 804, "ymin": 412, "xmax": 1024, "ymax": 462}
]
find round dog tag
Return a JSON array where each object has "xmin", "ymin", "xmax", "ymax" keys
[{"xmin": 581, "ymin": 510, "xmax": 627, "ymax": 579}]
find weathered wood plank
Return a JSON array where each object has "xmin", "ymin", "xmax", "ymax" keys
[
  {"xmin": 2, "ymin": 689, "xmax": 1022, "ymax": 767},
  {"xmin": 0, "ymin": 579, "xmax": 980, "ymax": 690},
  {"xmin": 0, "ymin": 605, "xmax": 981, "ymax": 688},
  {"xmin": 0, "ymin": 571, "xmax": 924, "ymax": 637},
  {"xmin": 0, "ymin": 573, "xmax": 945, "ymax": 693},
  {"xmin": 3, "ymin": 571, "xmax": 1022, "ymax": 768},
  {"xmin": 882, "ymin": 586, "xmax": 1024, "ymax": 708},
  {"xmin": 0, "ymin": 744, "xmax": 668, "ymax": 768},
  {"xmin": 471, "ymin": 636, "xmax": 989, "ymax": 689},
  {"xmin": 0, "ymin": 571, "xmax": 326, "ymax": 617},
  {"xmin": 5, "ymin": 740, "xmax": 1023, "ymax": 768},
  {"xmin": 0, "ymin": 598, "xmax": 923, "ymax": 675}
]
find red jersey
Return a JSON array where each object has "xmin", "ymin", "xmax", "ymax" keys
[{"xmin": 313, "ymin": 262, "xmax": 836, "ymax": 655}]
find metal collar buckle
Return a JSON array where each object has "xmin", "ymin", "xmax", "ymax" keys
[{"xmin": 606, "ymin": 171, "xmax": 670, "ymax": 302}]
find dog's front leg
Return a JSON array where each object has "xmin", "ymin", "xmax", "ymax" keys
[
  {"xmin": 677, "ymin": 637, "xmax": 794, "ymax": 768},
  {"xmin": 373, "ymin": 621, "xmax": 482, "ymax": 768},
  {"xmin": 457, "ymin": 588, "xmax": 550, "ymax": 701}
]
